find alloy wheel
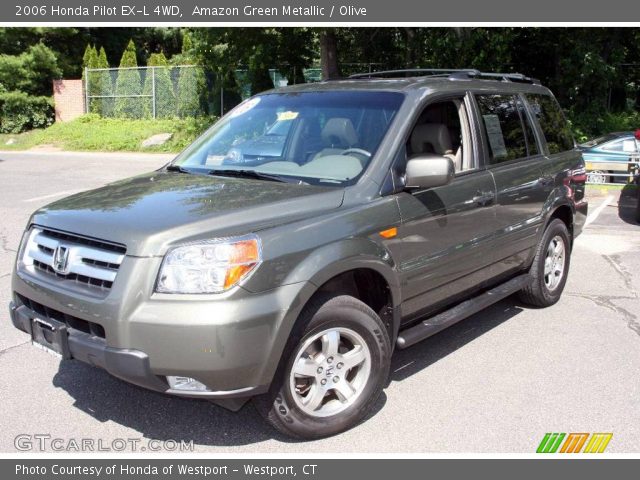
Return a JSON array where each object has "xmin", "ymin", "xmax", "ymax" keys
[{"xmin": 289, "ymin": 327, "xmax": 371, "ymax": 418}]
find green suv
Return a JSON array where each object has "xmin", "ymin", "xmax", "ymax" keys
[{"xmin": 10, "ymin": 69, "xmax": 588, "ymax": 439}]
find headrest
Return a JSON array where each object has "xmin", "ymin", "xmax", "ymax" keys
[
  {"xmin": 321, "ymin": 118, "xmax": 358, "ymax": 148},
  {"xmin": 410, "ymin": 123, "xmax": 453, "ymax": 155}
]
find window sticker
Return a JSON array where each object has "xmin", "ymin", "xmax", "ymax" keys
[
  {"xmin": 483, "ymin": 114, "xmax": 508, "ymax": 159},
  {"xmin": 277, "ymin": 111, "xmax": 299, "ymax": 121}
]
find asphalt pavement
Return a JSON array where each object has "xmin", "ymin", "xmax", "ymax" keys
[{"xmin": 1, "ymin": 151, "xmax": 639, "ymax": 453}]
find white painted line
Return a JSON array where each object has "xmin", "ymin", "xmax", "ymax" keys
[
  {"xmin": 585, "ymin": 194, "xmax": 615, "ymax": 227},
  {"xmin": 23, "ymin": 190, "xmax": 82, "ymax": 203}
]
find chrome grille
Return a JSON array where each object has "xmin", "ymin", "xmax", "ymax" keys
[{"xmin": 21, "ymin": 227, "xmax": 126, "ymax": 291}]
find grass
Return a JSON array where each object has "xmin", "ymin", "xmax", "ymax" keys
[{"xmin": 0, "ymin": 114, "xmax": 213, "ymax": 153}]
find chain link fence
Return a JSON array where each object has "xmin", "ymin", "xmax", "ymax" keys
[
  {"xmin": 85, "ymin": 65, "xmax": 216, "ymax": 119},
  {"xmin": 84, "ymin": 63, "xmax": 385, "ymax": 119}
]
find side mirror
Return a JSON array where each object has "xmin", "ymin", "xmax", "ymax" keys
[{"xmin": 404, "ymin": 154, "xmax": 455, "ymax": 190}]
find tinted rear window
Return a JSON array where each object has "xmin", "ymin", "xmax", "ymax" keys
[
  {"xmin": 525, "ymin": 94, "xmax": 574, "ymax": 154},
  {"xmin": 476, "ymin": 94, "xmax": 532, "ymax": 164}
]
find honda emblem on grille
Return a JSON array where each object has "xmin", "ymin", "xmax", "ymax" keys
[{"xmin": 52, "ymin": 245, "xmax": 70, "ymax": 274}]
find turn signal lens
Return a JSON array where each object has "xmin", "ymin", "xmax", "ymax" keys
[{"xmin": 379, "ymin": 227, "xmax": 398, "ymax": 239}]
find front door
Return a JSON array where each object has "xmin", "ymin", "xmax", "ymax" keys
[{"xmin": 389, "ymin": 96, "xmax": 499, "ymax": 322}]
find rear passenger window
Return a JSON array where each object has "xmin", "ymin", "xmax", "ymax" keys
[
  {"xmin": 525, "ymin": 94, "xmax": 574, "ymax": 154},
  {"xmin": 476, "ymin": 94, "xmax": 529, "ymax": 164}
]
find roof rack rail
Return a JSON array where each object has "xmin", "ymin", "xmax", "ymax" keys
[
  {"xmin": 347, "ymin": 68, "xmax": 540, "ymax": 85},
  {"xmin": 348, "ymin": 68, "xmax": 480, "ymax": 79},
  {"xmin": 449, "ymin": 70, "xmax": 541, "ymax": 84}
]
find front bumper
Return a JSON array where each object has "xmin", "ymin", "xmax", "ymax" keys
[
  {"xmin": 11, "ymin": 260, "xmax": 311, "ymax": 407},
  {"xmin": 11, "ymin": 302, "xmax": 170, "ymax": 393}
]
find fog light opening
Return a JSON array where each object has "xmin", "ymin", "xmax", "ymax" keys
[{"xmin": 167, "ymin": 376, "xmax": 211, "ymax": 392}]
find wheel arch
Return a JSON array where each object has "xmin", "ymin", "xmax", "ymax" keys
[
  {"xmin": 257, "ymin": 241, "xmax": 402, "ymax": 392},
  {"xmin": 547, "ymin": 203, "xmax": 575, "ymax": 245}
]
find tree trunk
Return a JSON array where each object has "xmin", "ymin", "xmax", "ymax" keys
[
  {"xmin": 404, "ymin": 28, "xmax": 417, "ymax": 68},
  {"xmin": 320, "ymin": 29, "xmax": 340, "ymax": 80}
]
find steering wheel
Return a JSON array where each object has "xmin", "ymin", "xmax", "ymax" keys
[{"xmin": 341, "ymin": 148, "xmax": 372, "ymax": 159}]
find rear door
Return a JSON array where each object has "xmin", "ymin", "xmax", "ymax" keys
[
  {"xmin": 473, "ymin": 93, "xmax": 549, "ymax": 274},
  {"xmin": 524, "ymin": 92, "xmax": 586, "ymax": 205}
]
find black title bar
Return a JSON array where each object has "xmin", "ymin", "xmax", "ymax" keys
[{"xmin": 4, "ymin": 0, "xmax": 640, "ymax": 23}]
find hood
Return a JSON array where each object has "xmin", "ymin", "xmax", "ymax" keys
[{"xmin": 31, "ymin": 171, "xmax": 343, "ymax": 256}]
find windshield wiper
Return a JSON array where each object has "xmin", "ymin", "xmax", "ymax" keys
[
  {"xmin": 165, "ymin": 164, "xmax": 190, "ymax": 174},
  {"xmin": 208, "ymin": 169, "xmax": 290, "ymax": 183}
]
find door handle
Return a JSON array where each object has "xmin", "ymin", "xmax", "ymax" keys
[
  {"xmin": 538, "ymin": 176, "xmax": 554, "ymax": 187},
  {"xmin": 472, "ymin": 191, "xmax": 494, "ymax": 206}
]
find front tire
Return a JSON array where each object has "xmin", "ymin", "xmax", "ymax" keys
[
  {"xmin": 255, "ymin": 294, "xmax": 391, "ymax": 439},
  {"xmin": 519, "ymin": 219, "xmax": 571, "ymax": 307}
]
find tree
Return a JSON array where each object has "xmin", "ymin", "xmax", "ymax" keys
[
  {"xmin": 176, "ymin": 32, "xmax": 206, "ymax": 117},
  {"xmin": 94, "ymin": 47, "xmax": 114, "ymax": 116},
  {"xmin": 82, "ymin": 44, "xmax": 100, "ymax": 114},
  {"xmin": 114, "ymin": 39, "xmax": 144, "ymax": 118},
  {"xmin": 320, "ymin": 29, "xmax": 340, "ymax": 80},
  {"xmin": 191, "ymin": 28, "xmax": 311, "ymax": 114},
  {"xmin": 24, "ymin": 43, "xmax": 63, "ymax": 95},
  {"xmin": 82, "ymin": 44, "xmax": 98, "ymax": 73},
  {"xmin": 0, "ymin": 43, "xmax": 61, "ymax": 96},
  {"xmin": 276, "ymin": 28, "xmax": 314, "ymax": 85},
  {"xmin": 143, "ymin": 52, "xmax": 176, "ymax": 118}
]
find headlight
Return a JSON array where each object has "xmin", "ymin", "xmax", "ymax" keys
[
  {"xmin": 156, "ymin": 235, "xmax": 261, "ymax": 294},
  {"xmin": 16, "ymin": 227, "xmax": 35, "ymax": 269}
]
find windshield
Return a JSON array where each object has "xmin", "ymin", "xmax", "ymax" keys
[{"xmin": 172, "ymin": 91, "xmax": 404, "ymax": 186}]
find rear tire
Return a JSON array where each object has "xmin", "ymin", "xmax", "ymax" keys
[
  {"xmin": 519, "ymin": 219, "xmax": 571, "ymax": 307},
  {"xmin": 254, "ymin": 294, "xmax": 391, "ymax": 439}
]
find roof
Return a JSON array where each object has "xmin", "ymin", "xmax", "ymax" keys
[{"xmin": 267, "ymin": 70, "xmax": 552, "ymax": 96}]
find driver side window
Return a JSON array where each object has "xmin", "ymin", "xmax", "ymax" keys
[{"xmin": 405, "ymin": 97, "xmax": 475, "ymax": 174}]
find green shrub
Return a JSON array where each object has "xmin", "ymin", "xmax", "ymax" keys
[
  {"xmin": 568, "ymin": 110, "xmax": 640, "ymax": 143},
  {"xmin": 114, "ymin": 40, "xmax": 144, "ymax": 118},
  {"xmin": 143, "ymin": 53, "xmax": 176, "ymax": 118},
  {"xmin": 0, "ymin": 92, "xmax": 54, "ymax": 133},
  {"xmin": 176, "ymin": 66, "xmax": 206, "ymax": 117},
  {"xmin": 176, "ymin": 32, "xmax": 207, "ymax": 118},
  {"xmin": 82, "ymin": 44, "xmax": 114, "ymax": 117},
  {"xmin": 0, "ymin": 43, "xmax": 61, "ymax": 97},
  {"xmin": 96, "ymin": 47, "xmax": 114, "ymax": 117}
]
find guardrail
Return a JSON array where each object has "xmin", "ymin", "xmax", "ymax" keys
[{"xmin": 585, "ymin": 155, "xmax": 640, "ymax": 184}]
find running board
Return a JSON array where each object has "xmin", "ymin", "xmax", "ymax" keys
[{"xmin": 396, "ymin": 274, "xmax": 532, "ymax": 349}]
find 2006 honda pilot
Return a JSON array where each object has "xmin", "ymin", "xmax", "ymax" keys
[{"xmin": 10, "ymin": 69, "xmax": 587, "ymax": 439}]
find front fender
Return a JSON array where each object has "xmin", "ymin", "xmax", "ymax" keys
[
  {"xmin": 252, "ymin": 237, "xmax": 402, "ymax": 390},
  {"xmin": 286, "ymin": 237, "xmax": 400, "ymax": 301}
]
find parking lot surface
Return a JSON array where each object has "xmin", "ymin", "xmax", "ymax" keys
[{"xmin": 1, "ymin": 151, "xmax": 639, "ymax": 453}]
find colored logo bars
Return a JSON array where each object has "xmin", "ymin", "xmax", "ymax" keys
[{"xmin": 537, "ymin": 433, "xmax": 613, "ymax": 453}]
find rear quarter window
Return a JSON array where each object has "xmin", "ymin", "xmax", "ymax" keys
[{"xmin": 525, "ymin": 94, "xmax": 575, "ymax": 154}]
